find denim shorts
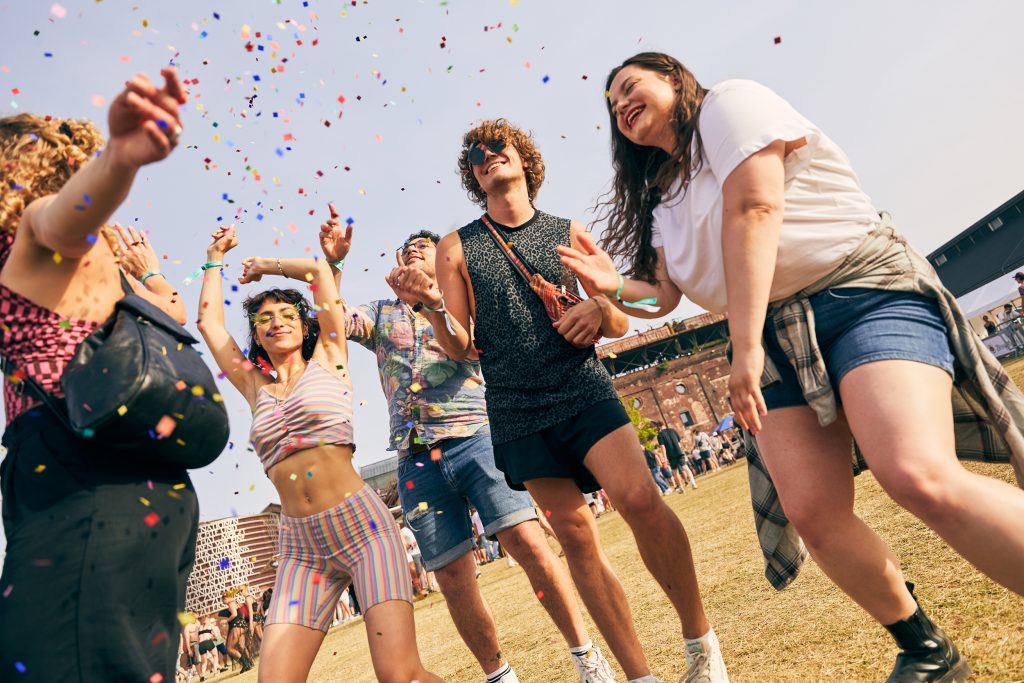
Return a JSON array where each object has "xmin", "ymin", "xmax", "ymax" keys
[
  {"xmin": 396, "ymin": 427, "xmax": 536, "ymax": 571},
  {"xmin": 762, "ymin": 287, "xmax": 955, "ymax": 411}
]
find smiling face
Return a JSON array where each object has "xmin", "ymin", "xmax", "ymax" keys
[
  {"xmin": 469, "ymin": 137, "xmax": 527, "ymax": 198},
  {"xmin": 253, "ymin": 299, "xmax": 305, "ymax": 355},
  {"xmin": 400, "ymin": 236, "xmax": 438, "ymax": 277},
  {"xmin": 608, "ymin": 64, "xmax": 680, "ymax": 153}
]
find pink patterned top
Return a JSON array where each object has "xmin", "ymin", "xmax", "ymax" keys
[{"xmin": 0, "ymin": 232, "xmax": 100, "ymax": 423}]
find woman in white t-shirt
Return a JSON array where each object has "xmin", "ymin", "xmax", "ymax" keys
[{"xmin": 559, "ymin": 51, "xmax": 1024, "ymax": 682}]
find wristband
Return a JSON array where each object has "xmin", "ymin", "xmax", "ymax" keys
[
  {"xmin": 421, "ymin": 297, "xmax": 447, "ymax": 314},
  {"xmin": 613, "ymin": 272, "xmax": 659, "ymax": 312},
  {"xmin": 201, "ymin": 260, "xmax": 224, "ymax": 270},
  {"xmin": 276, "ymin": 258, "xmax": 286, "ymax": 276},
  {"xmin": 139, "ymin": 271, "xmax": 164, "ymax": 284},
  {"xmin": 329, "ymin": 259, "xmax": 345, "ymax": 270}
]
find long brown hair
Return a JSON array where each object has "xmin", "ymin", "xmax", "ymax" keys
[{"xmin": 594, "ymin": 53, "xmax": 707, "ymax": 282}]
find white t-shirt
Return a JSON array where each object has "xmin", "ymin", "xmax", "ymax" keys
[
  {"xmin": 470, "ymin": 510, "xmax": 485, "ymax": 537},
  {"xmin": 400, "ymin": 526, "xmax": 420, "ymax": 557},
  {"xmin": 651, "ymin": 79, "xmax": 880, "ymax": 313}
]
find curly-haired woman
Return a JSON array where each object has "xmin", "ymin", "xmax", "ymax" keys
[
  {"xmin": 196, "ymin": 223, "xmax": 442, "ymax": 683},
  {"xmin": 0, "ymin": 69, "xmax": 199, "ymax": 683},
  {"xmin": 559, "ymin": 51, "xmax": 1024, "ymax": 682}
]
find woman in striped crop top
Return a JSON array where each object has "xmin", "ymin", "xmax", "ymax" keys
[{"xmin": 196, "ymin": 215, "xmax": 443, "ymax": 683}]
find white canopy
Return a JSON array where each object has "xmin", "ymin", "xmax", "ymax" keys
[{"xmin": 957, "ymin": 277, "xmax": 1021, "ymax": 320}]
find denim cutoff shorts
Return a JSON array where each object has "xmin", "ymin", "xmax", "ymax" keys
[
  {"xmin": 397, "ymin": 427, "xmax": 536, "ymax": 571},
  {"xmin": 762, "ymin": 287, "xmax": 955, "ymax": 411}
]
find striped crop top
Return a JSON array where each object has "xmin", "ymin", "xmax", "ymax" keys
[{"xmin": 249, "ymin": 359, "xmax": 355, "ymax": 472}]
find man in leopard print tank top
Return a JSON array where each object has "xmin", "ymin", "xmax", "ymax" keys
[{"xmin": 385, "ymin": 118, "xmax": 730, "ymax": 683}]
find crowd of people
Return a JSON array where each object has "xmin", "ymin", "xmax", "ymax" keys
[
  {"xmin": 644, "ymin": 426, "xmax": 742, "ymax": 496},
  {"xmin": 2, "ymin": 49, "xmax": 1023, "ymax": 683},
  {"xmin": 176, "ymin": 585, "xmax": 272, "ymax": 682},
  {"xmin": 981, "ymin": 291, "xmax": 1024, "ymax": 354}
]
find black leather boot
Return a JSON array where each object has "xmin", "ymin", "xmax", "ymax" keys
[{"xmin": 883, "ymin": 583, "xmax": 971, "ymax": 682}]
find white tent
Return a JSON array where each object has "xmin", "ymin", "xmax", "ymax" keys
[{"xmin": 957, "ymin": 277, "xmax": 1021, "ymax": 320}]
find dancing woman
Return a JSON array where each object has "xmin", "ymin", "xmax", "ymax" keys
[
  {"xmin": 196, "ymin": 224, "xmax": 442, "ymax": 683},
  {"xmin": 560, "ymin": 51, "xmax": 1024, "ymax": 682},
  {"xmin": 0, "ymin": 69, "xmax": 201, "ymax": 683}
]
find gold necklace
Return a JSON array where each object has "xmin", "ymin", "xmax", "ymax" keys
[{"xmin": 273, "ymin": 364, "xmax": 307, "ymax": 403}]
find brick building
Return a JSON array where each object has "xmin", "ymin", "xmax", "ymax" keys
[{"xmin": 597, "ymin": 312, "xmax": 732, "ymax": 450}]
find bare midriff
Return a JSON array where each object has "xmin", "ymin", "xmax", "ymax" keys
[{"xmin": 266, "ymin": 444, "xmax": 366, "ymax": 517}]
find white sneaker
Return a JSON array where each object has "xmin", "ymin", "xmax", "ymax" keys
[
  {"xmin": 570, "ymin": 645, "xmax": 617, "ymax": 683},
  {"xmin": 680, "ymin": 630, "xmax": 728, "ymax": 683}
]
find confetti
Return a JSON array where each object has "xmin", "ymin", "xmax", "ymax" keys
[
  {"xmin": 774, "ymin": 36, "xmax": 781, "ymax": 44},
  {"xmin": 155, "ymin": 415, "xmax": 177, "ymax": 438},
  {"xmin": 144, "ymin": 512, "xmax": 161, "ymax": 527},
  {"xmin": 34, "ymin": 464, "xmax": 46, "ymax": 473},
  {"xmin": 117, "ymin": 404, "xmax": 128, "ymax": 416},
  {"xmin": 50, "ymin": 3, "xmax": 66, "ymax": 18}
]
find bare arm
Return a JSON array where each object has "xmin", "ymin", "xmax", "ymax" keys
[
  {"xmin": 195, "ymin": 226, "xmax": 265, "ymax": 406},
  {"xmin": 721, "ymin": 140, "xmax": 788, "ymax": 435},
  {"xmin": 109, "ymin": 223, "xmax": 186, "ymax": 324},
  {"xmin": 557, "ymin": 232, "xmax": 683, "ymax": 319},
  {"xmin": 411, "ymin": 233, "xmax": 475, "ymax": 361},
  {"xmin": 25, "ymin": 70, "xmax": 186, "ymax": 258}
]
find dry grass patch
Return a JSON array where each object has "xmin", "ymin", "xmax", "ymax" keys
[{"xmin": 220, "ymin": 459, "xmax": 1023, "ymax": 682}]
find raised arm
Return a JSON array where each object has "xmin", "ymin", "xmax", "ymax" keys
[
  {"xmin": 195, "ymin": 226, "xmax": 265, "ymax": 407},
  {"xmin": 238, "ymin": 255, "xmax": 349, "ymax": 369},
  {"xmin": 409, "ymin": 232, "xmax": 475, "ymax": 361},
  {"xmin": 23, "ymin": 69, "xmax": 186, "ymax": 258},
  {"xmin": 109, "ymin": 223, "xmax": 186, "ymax": 324},
  {"xmin": 557, "ymin": 230, "xmax": 682, "ymax": 319}
]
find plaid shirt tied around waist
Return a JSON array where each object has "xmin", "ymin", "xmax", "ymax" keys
[{"xmin": 748, "ymin": 213, "xmax": 1024, "ymax": 590}]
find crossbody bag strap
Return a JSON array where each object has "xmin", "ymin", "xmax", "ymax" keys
[
  {"xmin": 118, "ymin": 269, "xmax": 135, "ymax": 296},
  {"xmin": 0, "ymin": 352, "xmax": 74, "ymax": 429},
  {"xmin": 479, "ymin": 214, "xmax": 538, "ymax": 284}
]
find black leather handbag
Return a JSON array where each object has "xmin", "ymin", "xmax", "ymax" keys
[{"xmin": 3, "ymin": 273, "xmax": 229, "ymax": 469}]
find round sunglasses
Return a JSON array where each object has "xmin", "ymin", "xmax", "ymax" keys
[{"xmin": 467, "ymin": 139, "xmax": 507, "ymax": 166}]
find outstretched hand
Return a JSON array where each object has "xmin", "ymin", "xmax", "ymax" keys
[
  {"xmin": 556, "ymin": 231, "xmax": 620, "ymax": 298},
  {"xmin": 319, "ymin": 203, "xmax": 353, "ymax": 263},
  {"xmin": 106, "ymin": 68, "xmax": 187, "ymax": 168},
  {"xmin": 385, "ymin": 251, "xmax": 442, "ymax": 308}
]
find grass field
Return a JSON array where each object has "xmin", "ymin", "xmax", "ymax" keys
[{"xmin": 218, "ymin": 357, "xmax": 1024, "ymax": 683}]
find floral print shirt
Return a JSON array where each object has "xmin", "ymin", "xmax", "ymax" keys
[{"xmin": 345, "ymin": 298, "xmax": 489, "ymax": 452}]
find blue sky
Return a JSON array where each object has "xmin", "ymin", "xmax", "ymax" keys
[{"xmin": 2, "ymin": 0, "xmax": 1023, "ymax": 534}]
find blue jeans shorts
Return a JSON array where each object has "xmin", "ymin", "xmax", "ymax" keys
[
  {"xmin": 762, "ymin": 287, "xmax": 955, "ymax": 411},
  {"xmin": 397, "ymin": 427, "xmax": 536, "ymax": 571}
]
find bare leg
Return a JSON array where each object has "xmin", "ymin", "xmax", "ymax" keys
[
  {"xmin": 584, "ymin": 425, "xmax": 711, "ymax": 639},
  {"xmin": 433, "ymin": 551, "xmax": 508, "ymax": 674},
  {"xmin": 526, "ymin": 478, "xmax": 650, "ymax": 680},
  {"xmin": 496, "ymin": 520, "xmax": 589, "ymax": 647},
  {"xmin": 840, "ymin": 360, "xmax": 1024, "ymax": 595},
  {"xmin": 363, "ymin": 600, "xmax": 445, "ymax": 683},
  {"xmin": 258, "ymin": 623, "xmax": 326, "ymax": 683},
  {"xmin": 755, "ymin": 406, "xmax": 918, "ymax": 624}
]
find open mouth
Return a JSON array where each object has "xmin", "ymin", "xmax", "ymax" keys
[
  {"xmin": 625, "ymin": 105, "xmax": 644, "ymax": 131},
  {"xmin": 484, "ymin": 160, "xmax": 505, "ymax": 175}
]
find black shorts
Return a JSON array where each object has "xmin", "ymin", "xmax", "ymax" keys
[
  {"xmin": 493, "ymin": 399, "xmax": 631, "ymax": 494},
  {"xmin": 198, "ymin": 640, "xmax": 216, "ymax": 655}
]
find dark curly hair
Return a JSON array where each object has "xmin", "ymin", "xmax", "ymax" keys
[
  {"xmin": 241, "ymin": 288, "xmax": 319, "ymax": 369},
  {"xmin": 457, "ymin": 118, "xmax": 545, "ymax": 208},
  {"xmin": 593, "ymin": 52, "xmax": 708, "ymax": 283},
  {"xmin": 403, "ymin": 229, "xmax": 441, "ymax": 248}
]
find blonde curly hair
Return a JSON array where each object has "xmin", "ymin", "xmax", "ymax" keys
[
  {"xmin": 0, "ymin": 114, "xmax": 104, "ymax": 233},
  {"xmin": 457, "ymin": 118, "xmax": 545, "ymax": 208}
]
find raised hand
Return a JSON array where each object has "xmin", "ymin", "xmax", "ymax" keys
[
  {"xmin": 385, "ymin": 251, "xmax": 442, "ymax": 308},
  {"xmin": 556, "ymin": 231, "xmax": 620, "ymax": 298},
  {"xmin": 238, "ymin": 257, "xmax": 266, "ymax": 284},
  {"xmin": 319, "ymin": 202, "xmax": 353, "ymax": 263},
  {"xmin": 106, "ymin": 68, "xmax": 187, "ymax": 168},
  {"xmin": 111, "ymin": 223, "xmax": 160, "ymax": 279},
  {"xmin": 208, "ymin": 225, "xmax": 238, "ymax": 260}
]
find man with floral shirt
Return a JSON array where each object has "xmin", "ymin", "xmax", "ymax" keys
[{"xmin": 319, "ymin": 207, "xmax": 616, "ymax": 683}]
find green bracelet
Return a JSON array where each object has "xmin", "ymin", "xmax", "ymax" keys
[
  {"xmin": 201, "ymin": 260, "xmax": 224, "ymax": 271},
  {"xmin": 614, "ymin": 272, "xmax": 625, "ymax": 300},
  {"xmin": 139, "ymin": 271, "xmax": 164, "ymax": 284},
  {"xmin": 329, "ymin": 259, "xmax": 345, "ymax": 270}
]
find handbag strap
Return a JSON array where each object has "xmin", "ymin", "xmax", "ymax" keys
[
  {"xmin": 0, "ymin": 352, "xmax": 74, "ymax": 429},
  {"xmin": 479, "ymin": 214, "xmax": 539, "ymax": 285},
  {"xmin": 118, "ymin": 269, "xmax": 135, "ymax": 295}
]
